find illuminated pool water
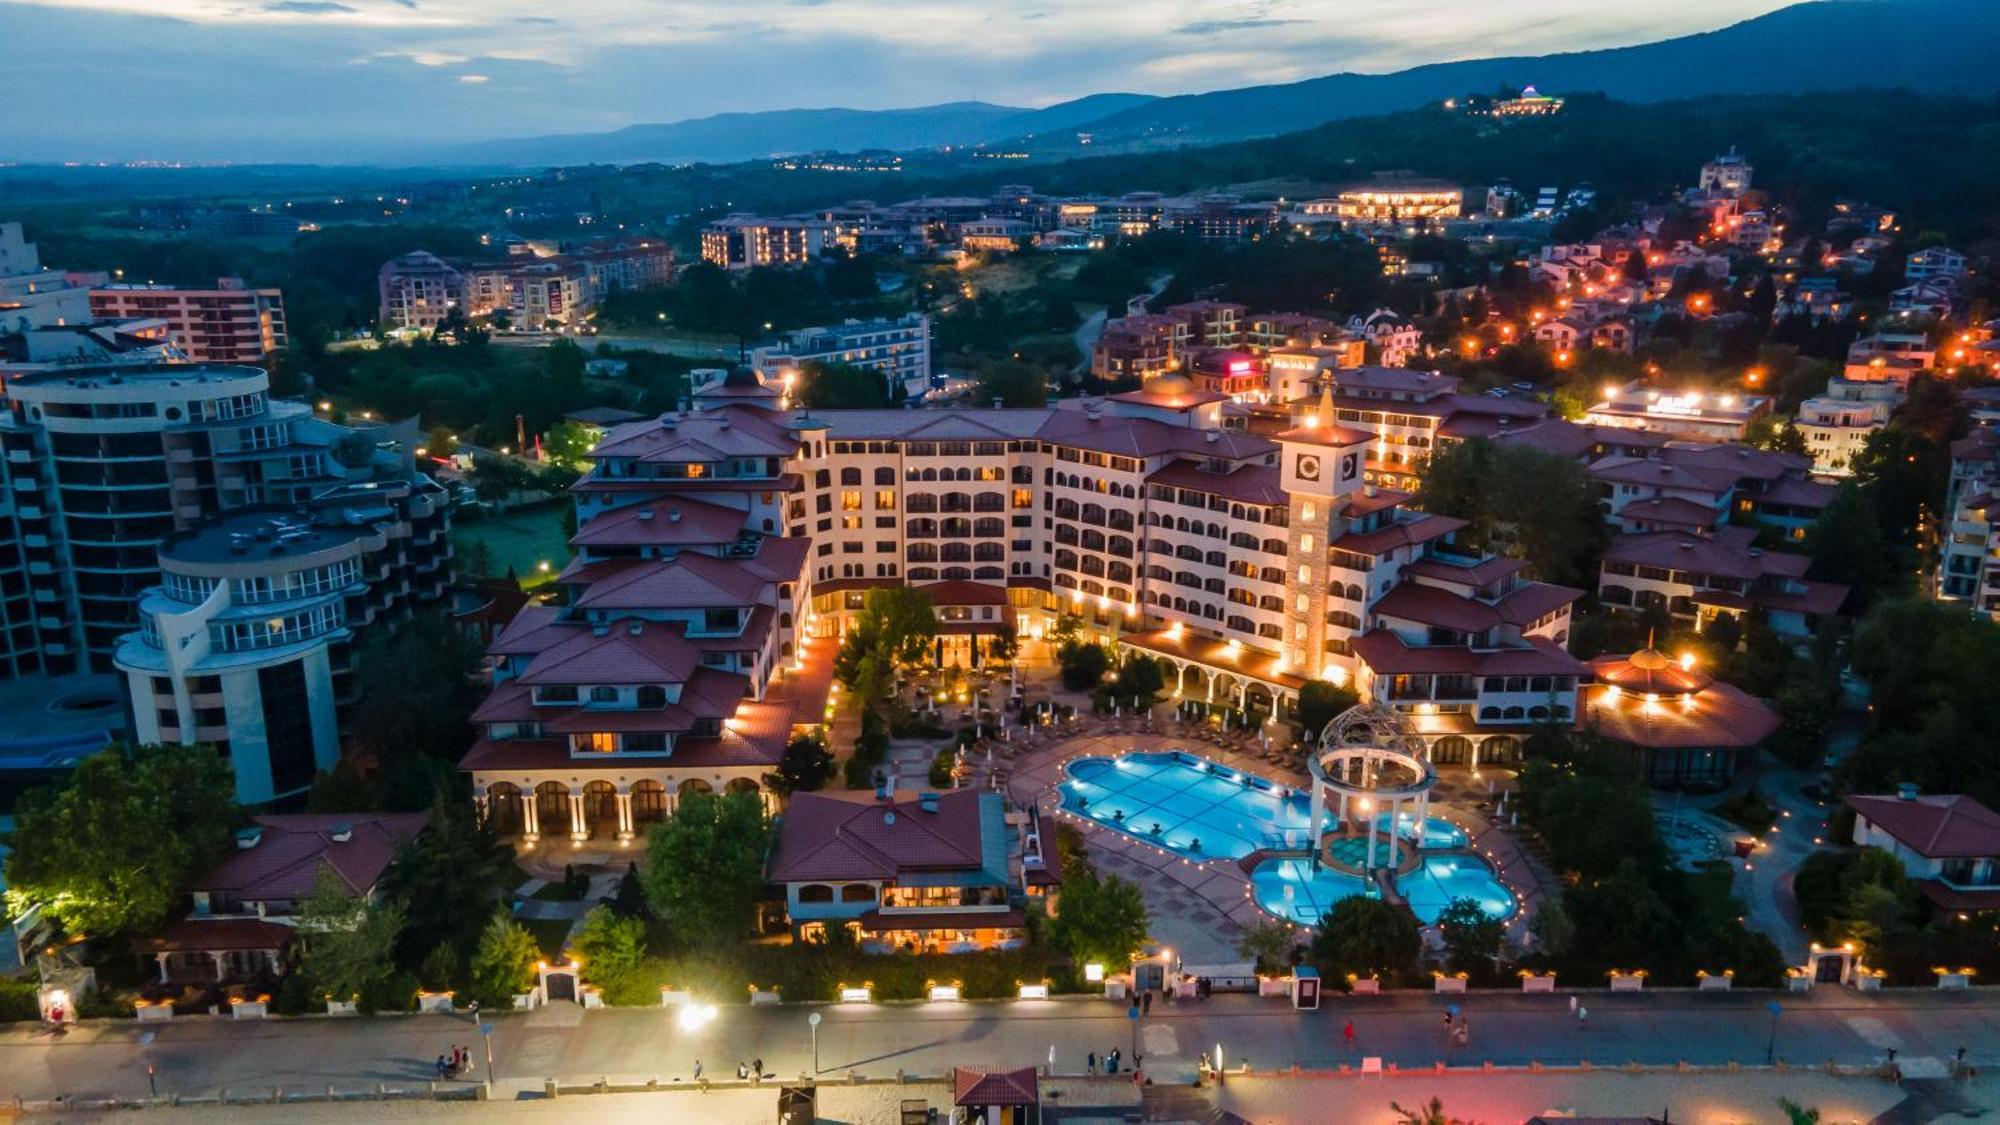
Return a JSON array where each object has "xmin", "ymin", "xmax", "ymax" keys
[
  {"xmin": 1057, "ymin": 751, "xmax": 1314, "ymax": 860},
  {"xmin": 1373, "ymin": 812, "xmax": 1469, "ymax": 850},
  {"xmin": 1249, "ymin": 853, "xmax": 1515, "ymax": 926}
]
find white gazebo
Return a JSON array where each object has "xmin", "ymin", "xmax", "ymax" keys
[{"xmin": 1305, "ymin": 704, "xmax": 1438, "ymax": 872}]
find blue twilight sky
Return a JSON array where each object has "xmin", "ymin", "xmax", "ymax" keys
[{"xmin": 0, "ymin": 0, "xmax": 1800, "ymax": 163}]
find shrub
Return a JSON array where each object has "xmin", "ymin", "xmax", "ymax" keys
[
  {"xmin": 272, "ymin": 972, "xmax": 320, "ymax": 1016},
  {"xmin": 929, "ymin": 749, "xmax": 956, "ymax": 789},
  {"xmin": 0, "ymin": 977, "xmax": 40, "ymax": 1023}
]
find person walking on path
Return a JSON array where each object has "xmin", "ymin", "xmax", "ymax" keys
[
  {"xmin": 1344, "ymin": 1020, "xmax": 1356, "ymax": 1050},
  {"xmin": 693, "ymin": 1059, "xmax": 703, "ymax": 1080},
  {"xmin": 1568, "ymin": 994, "xmax": 1577, "ymax": 1016},
  {"xmin": 1087, "ymin": 1051, "xmax": 1097, "ymax": 1073},
  {"xmin": 1141, "ymin": 991, "xmax": 1152, "ymax": 1015},
  {"xmin": 1576, "ymin": 1005, "xmax": 1588, "ymax": 1031}
]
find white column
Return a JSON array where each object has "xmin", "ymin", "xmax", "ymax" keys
[
  {"xmin": 522, "ymin": 792, "xmax": 541, "ymax": 840},
  {"xmin": 615, "ymin": 791, "xmax": 635, "ymax": 841},
  {"xmin": 1415, "ymin": 792, "xmax": 1430, "ymax": 850},
  {"xmin": 569, "ymin": 793, "xmax": 587, "ymax": 841},
  {"xmin": 155, "ymin": 953, "xmax": 170, "ymax": 984},
  {"xmin": 1470, "ymin": 739, "xmax": 1480, "ymax": 771},
  {"xmin": 1337, "ymin": 790, "xmax": 1350, "ymax": 830},
  {"xmin": 1308, "ymin": 782, "xmax": 1325, "ymax": 858},
  {"xmin": 1365, "ymin": 809, "xmax": 1379, "ymax": 871}
]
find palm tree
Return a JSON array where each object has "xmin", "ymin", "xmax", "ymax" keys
[
  {"xmin": 1780, "ymin": 1099, "xmax": 1821, "ymax": 1125},
  {"xmin": 1391, "ymin": 1097, "xmax": 1463, "ymax": 1125}
]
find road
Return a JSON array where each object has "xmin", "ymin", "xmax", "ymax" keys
[{"xmin": 4, "ymin": 989, "xmax": 1995, "ymax": 1103}]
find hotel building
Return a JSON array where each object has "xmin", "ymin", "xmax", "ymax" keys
[
  {"xmin": 1583, "ymin": 382, "xmax": 1772, "ymax": 443},
  {"xmin": 751, "ymin": 314, "xmax": 933, "ymax": 401},
  {"xmin": 461, "ymin": 375, "xmax": 1594, "ymax": 839}
]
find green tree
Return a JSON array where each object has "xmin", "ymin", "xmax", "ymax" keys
[
  {"xmin": 640, "ymin": 789, "xmax": 770, "ymax": 949},
  {"xmin": 296, "ymin": 866, "xmax": 407, "ymax": 1011},
  {"xmin": 1804, "ymin": 483, "xmax": 1893, "ymax": 613},
  {"xmin": 1436, "ymin": 897, "xmax": 1506, "ymax": 980},
  {"xmin": 1235, "ymin": 918, "xmax": 1302, "ymax": 974},
  {"xmin": 1, "ymin": 743, "xmax": 236, "ymax": 937},
  {"xmin": 799, "ymin": 360, "xmax": 892, "ymax": 409},
  {"xmin": 1058, "ymin": 640, "xmax": 1109, "ymax": 690},
  {"xmin": 1529, "ymin": 896, "xmax": 1575, "ymax": 957},
  {"xmin": 766, "ymin": 731, "xmax": 836, "ymax": 795},
  {"xmin": 573, "ymin": 905, "xmax": 649, "ymax": 1003},
  {"xmin": 347, "ymin": 611, "xmax": 486, "ymax": 773},
  {"xmin": 1048, "ymin": 869, "xmax": 1150, "ymax": 968},
  {"xmin": 376, "ymin": 793, "xmax": 516, "ymax": 969},
  {"xmin": 1297, "ymin": 680, "xmax": 1360, "ymax": 740},
  {"xmin": 976, "ymin": 360, "xmax": 1050, "ymax": 408},
  {"xmin": 468, "ymin": 910, "xmax": 542, "ymax": 1008},
  {"xmin": 1310, "ymin": 896, "xmax": 1421, "ymax": 987},
  {"xmin": 833, "ymin": 587, "xmax": 938, "ymax": 707},
  {"xmin": 541, "ymin": 420, "xmax": 598, "ymax": 470}
]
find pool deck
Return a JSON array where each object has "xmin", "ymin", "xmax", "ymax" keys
[{"xmin": 987, "ymin": 718, "xmax": 1560, "ymax": 964}]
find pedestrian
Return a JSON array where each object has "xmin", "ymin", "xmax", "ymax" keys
[
  {"xmin": 1344, "ymin": 1019, "xmax": 1356, "ymax": 1049},
  {"xmin": 1568, "ymin": 994, "xmax": 1577, "ymax": 1015},
  {"xmin": 1576, "ymin": 1005, "xmax": 1588, "ymax": 1030},
  {"xmin": 1087, "ymin": 1050, "xmax": 1097, "ymax": 1073},
  {"xmin": 435, "ymin": 1055, "xmax": 449, "ymax": 1081},
  {"xmin": 736, "ymin": 1061, "xmax": 748, "ymax": 1079},
  {"xmin": 694, "ymin": 1059, "xmax": 703, "ymax": 1079},
  {"xmin": 1443, "ymin": 1011, "xmax": 1454, "ymax": 1037},
  {"xmin": 1141, "ymin": 990, "xmax": 1152, "ymax": 1015},
  {"xmin": 753, "ymin": 1058, "xmax": 764, "ymax": 1079}
]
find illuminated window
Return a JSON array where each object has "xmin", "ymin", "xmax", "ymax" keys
[
  {"xmin": 875, "ymin": 490, "xmax": 895, "ymax": 510},
  {"xmin": 584, "ymin": 732, "xmax": 615, "ymax": 753},
  {"xmin": 1299, "ymin": 534, "xmax": 1314, "ymax": 553},
  {"xmin": 842, "ymin": 491, "xmax": 862, "ymax": 511},
  {"xmin": 842, "ymin": 516, "xmax": 863, "ymax": 530},
  {"xmin": 1301, "ymin": 502, "xmax": 1316, "ymax": 521},
  {"xmin": 1297, "ymin": 566, "xmax": 1312, "ymax": 584}
]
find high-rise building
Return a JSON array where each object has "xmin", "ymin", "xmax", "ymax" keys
[
  {"xmin": 115, "ymin": 479, "xmax": 454, "ymax": 803},
  {"xmin": 0, "ymin": 363, "xmax": 423, "ymax": 677},
  {"xmin": 88, "ymin": 278, "xmax": 287, "ymax": 363},
  {"xmin": 377, "ymin": 251, "xmax": 467, "ymax": 332}
]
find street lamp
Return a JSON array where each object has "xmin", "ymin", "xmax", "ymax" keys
[{"xmin": 808, "ymin": 1011, "xmax": 822, "ymax": 1074}]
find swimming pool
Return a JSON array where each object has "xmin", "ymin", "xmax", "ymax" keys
[
  {"xmin": 1057, "ymin": 751, "xmax": 1314, "ymax": 860},
  {"xmin": 1374, "ymin": 812, "xmax": 1469, "ymax": 850},
  {"xmin": 1249, "ymin": 853, "xmax": 1516, "ymax": 926}
]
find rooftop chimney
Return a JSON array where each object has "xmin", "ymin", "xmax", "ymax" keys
[
  {"xmin": 638, "ymin": 508, "xmax": 655, "ymax": 521},
  {"xmin": 330, "ymin": 822, "xmax": 353, "ymax": 843},
  {"xmin": 234, "ymin": 826, "xmax": 263, "ymax": 850}
]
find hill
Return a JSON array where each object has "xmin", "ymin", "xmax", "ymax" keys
[
  {"xmin": 447, "ymin": 0, "xmax": 2000, "ymax": 168},
  {"xmin": 443, "ymin": 94, "xmax": 1158, "ymax": 168},
  {"xmin": 1006, "ymin": 0, "xmax": 2000, "ymax": 154}
]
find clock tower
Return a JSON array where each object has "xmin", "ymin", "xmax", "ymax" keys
[{"xmin": 1276, "ymin": 385, "xmax": 1372, "ymax": 684}]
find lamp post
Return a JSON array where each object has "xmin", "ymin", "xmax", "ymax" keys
[
  {"xmin": 808, "ymin": 1011, "xmax": 822, "ymax": 1075},
  {"xmin": 1764, "ymin": 999, "xmax": 1781, "ymax": 1063}
]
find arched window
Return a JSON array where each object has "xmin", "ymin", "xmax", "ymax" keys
[
  {"xmin": 839, "ymin": 884, "xmax": 875, "ymax": 903},
  {"xmin": 798, "ymin": 884, "xmax": 834, "ymax": 904}
]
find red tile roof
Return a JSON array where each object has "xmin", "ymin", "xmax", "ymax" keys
[
  {"xmin": 190, "ymin": 813, "xmax": 428, "ymax": 901},
  {"xmin": 768, "ymin": 789, "xmax": 995, "ymax": 882},
  {"xmin": 1846, "ymin": 794, "xmax": 2000, "ymax": 858},
  {"xmin": 1581, "ymin": 680, "xmax": 1779, "ymax": 749},
  {"xmin": 570, "ymin": 496, "xmax": 748, "ymax": 548},
  {"xmin": 954, "ymin": 1066, "xmax": 1039, "ymax": 1107},
  {"xmin": 1146, "ymin": 460, "xmax": 1287, "ymax": 506},
  {"xmin": 1351, "ymin": 631, "xmax": 1584, "ymax": 676},
  {"xmin": 1618, "ymin": 496, "xmax": 1721, "ymax": 530},
  {"xmin": 514, "ymin": 620, "xmax": 704, "ymax": 685},
  {"xmin": 139, "ymin": 918, "xmax": 295, "ymax": 954},
  {"xmin": 1334, "ymin": 514, "xmax": 1467, "ymax": 555}
]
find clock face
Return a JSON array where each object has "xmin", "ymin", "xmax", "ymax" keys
[
  {"xmin": 1340, "ymin": 453, "xmax": 1361, "ymax": 482},
  {"xmin": 1296, "ymin": 455, "xmax": 1320, "ymax": 481}
]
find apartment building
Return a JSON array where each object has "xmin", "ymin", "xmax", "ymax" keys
[
  {"xmin": 116, "ymin": 480, "xmax": 454, "ymax": 803},
  {"xmin": 1935, "ymin": 427, "xmax": 2000, "ymax": 616},
  {"xmin": 1583, "ymin": 382, "xmax": 1773, "ymax": 443},
  {"xmin": 700, "ymin": 215, "xmax": 832, "ymax": 270},
  {"xmin": 1090, "ymin": 314, "xmax": 1186, "ymax": 383},
  {"xmin": 376, "ymin": 251, "xmax": 466, "ymax": 332},
  {"xmin": 1795, "ymin": 379, "xmax": 1898, "ymax": 477},
  {"xmin": 751, "ymin": 314, "xmax": 932, "ymax": 400},
  {"xmin": 1698, "ymin": 147, "xmax": 1753, "ymax": 197},
  {"xmin": 1332, "ymin": 179, "xmax": 1464, "ymax": 228},
  {"xmin": 0, "ymin": 364, "xmax": 425, "ymax": 678},
  {"xmin": 89, "ymin": 278, "xmax": 287, "ymax": 363},
  {"xmin": 0, "ymin": 221, "xmax": 106, "ymax": 333}
]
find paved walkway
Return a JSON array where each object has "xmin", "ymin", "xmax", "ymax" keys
[{"xmin": 5, "ymin": 990, "xmax": 1997, "ymax": 1104}]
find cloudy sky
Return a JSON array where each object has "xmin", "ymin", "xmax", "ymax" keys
[{"xmin": 2, "ymin": 0, "xmax": 1799, "ymax": 163}]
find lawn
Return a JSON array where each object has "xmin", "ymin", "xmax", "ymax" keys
[{"xmin": 452, "ymin": 502, "xmax": 571, "ymax": 583}]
